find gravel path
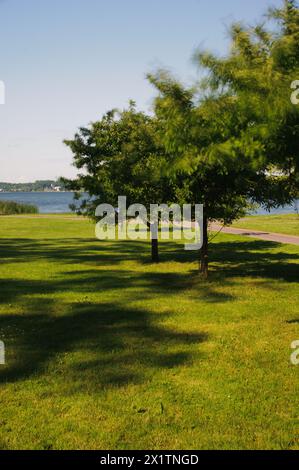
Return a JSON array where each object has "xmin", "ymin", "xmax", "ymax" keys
[{"xmin": 210, "ymin": 223, "xmax": 299, "ymax": 245}]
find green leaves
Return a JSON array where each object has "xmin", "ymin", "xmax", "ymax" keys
[
  {"xmin": 149, "ymin": 0, "xmax": 299, "ymax": 219},
  {"xmin": 63, "ymin": 104, "xmax": 178, "ymax": 218}
]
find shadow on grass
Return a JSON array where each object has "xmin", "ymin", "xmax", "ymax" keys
[
  {"xmin": 0, "ymin": 234, "xmax": 298, "ymax": 388},
  {"xmin": 209, "ymin": 240, "xmax": 299, "ymax": 283},
  {"xmin": 0, "ymin": 238, "xmax": 152, "ymax": 266},
  {"xmin": 0, "ymin": 299, "xmax": 207, "ymax": 389}
]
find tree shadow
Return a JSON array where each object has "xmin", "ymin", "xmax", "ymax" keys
[
  {"xmin": 0, "ymin": 233, "xmax": 298, "ymax": 390},
  {"xmin": 209, "ymin": 240, "xmax": 299, "ymax": 283},
  {"xmin": 156, "ymin": 238, "xmax": 299, "ymax": 283},
  {"xmin": 0, "ymin": 238, "xmax": 151, "ymax": 266},
  {"xmin": 0, "ymin": 298, "xmax": 208, "ymax": 390}
]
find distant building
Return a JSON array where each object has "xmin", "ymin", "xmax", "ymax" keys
[{"xmin": 50, "ymin": 184, "xmax": 61, "ymax": 192}]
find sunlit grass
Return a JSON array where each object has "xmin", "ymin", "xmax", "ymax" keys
[
  {"xmin": 0, "ymin": 215, "xmax": 298, "ymax": 450},
  {"xmin": 232, "ymin": 213, "xmax": 299, "ymax": 236}
]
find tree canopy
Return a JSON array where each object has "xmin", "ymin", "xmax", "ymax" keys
[{"xmin": 63, "ymin": 102, "xmax": 179, "ymax": 261}]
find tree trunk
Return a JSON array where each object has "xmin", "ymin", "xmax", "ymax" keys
[
  {"xmin": 200, "ymin": 216, "xmax": 208, "ymax": 278},
  {"xmin": 148, "ymin": 222, "xmax": 159, "ymax": 263},
  {"xmin": 151, "ymin": 237, "xmax": 159, "ymax": 263}
]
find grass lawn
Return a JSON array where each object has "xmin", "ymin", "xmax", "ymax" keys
[
  {"xmin": 0, "ymin": 215, "xmax": 298, "ymax": 450},
  {"xmin": 232, "ymin": 213, "xmax": 299, "ymax": 236}
]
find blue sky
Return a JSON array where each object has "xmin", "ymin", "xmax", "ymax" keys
[{"xmin": 0, "ymin": 0, "xmax": 282, "ymax": 182}]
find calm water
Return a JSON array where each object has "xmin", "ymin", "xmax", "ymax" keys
[
  {"xmin": 254, "ymin": 202, "xmax": 299, "ymax": 215},
  {"xmin": 0, "ymin": 192, "xmax": 76, "ymax": 213},
  {"xmin": 0, "ymin": 191, "xmax": 298, "ymax": 215}
]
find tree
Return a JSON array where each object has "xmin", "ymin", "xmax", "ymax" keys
[
  {"xmin": 148, "ymin": 0, "xmax": 299, "ymax": 277},
  {"xmin": 63, "ymin": 102, "xmax": 178, "ymax": 262},
  {"xmin": 147, "ymin": 74, "xmax": 258, "ymax": 277},
  {"xmin": 194, "ymin": 0, "xmax": 299, "ymax": 202}
]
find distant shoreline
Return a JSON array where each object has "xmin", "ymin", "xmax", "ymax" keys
[
  {"xmin": 0, "ymin": 179, "xmax": 67, "ymax": 193},
  {"xmin": 0, "ymin": 190, "xmax": 74, "ymax": 193}
]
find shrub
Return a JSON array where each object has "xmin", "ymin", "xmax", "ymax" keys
[{"xmin": 0, "ymin": 200, "xmax": 39, "ymax": 215}]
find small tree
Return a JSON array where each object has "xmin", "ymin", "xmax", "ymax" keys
[
  {"xmin": 63, "ymin": 102, "xmax": 178, "ymax": 262},
  {"xmin": 148, "ymin": 72, "xmax": 263, "ymax": 277}
]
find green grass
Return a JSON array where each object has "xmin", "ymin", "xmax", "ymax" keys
[
  {"xmin": 232, "ymin": 213, "xmax": 299, "ymax": 236},
  {"xmin": 0, "ymin": 215, "xmax": 298, "ymax": 450},
  {"xmin": 0, "ymin": 200, "xmax": 38, "ymax": 215}
]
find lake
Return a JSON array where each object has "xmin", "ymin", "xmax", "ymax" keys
[
  {"xmin": 0, "ymin": 192, "xmax": 298, "ymax": 215},
  {"xmin": 0, "ymin": 192, "xmax": 76, "ymax": 214}
]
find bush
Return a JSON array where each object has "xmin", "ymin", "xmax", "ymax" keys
[{"xmin": 0, "ymin": 200, "xmax": 39, "ymax": 215}]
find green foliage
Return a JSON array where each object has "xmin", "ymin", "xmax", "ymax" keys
[
  {"xmin": 193, "ymin": 0, "xmax": 299, "ymax": 200},
  {"xmin": 147, "ymin": 72, "xmax": 254, "ymax": 226},
  {"xmin": 63, "ymin": 103, "xmax": 178, "ymax": 218},
  {"xmin": 148, "ymin": 0, "xmax": 299, "ymax": 223},
  {"xmin": 0, "ymin": 200, "xmax": 38, "ymax": 215}
]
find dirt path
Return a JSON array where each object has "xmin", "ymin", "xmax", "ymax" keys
[{"xmin": 210, "ymin": 223, "xmax": 299, "ymax": 246}]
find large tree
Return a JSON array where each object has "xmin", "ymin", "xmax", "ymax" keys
[
  {"xmin": 63, "ymin": 102, "xmax": 178, "ymax": 262},
  {"xmin": 194, "ymin": 0, "xmax": 299, "ymax": 201},
  {"xmin": 148, "ymin": 0, "xmax": 299, "ymax": 277}
]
